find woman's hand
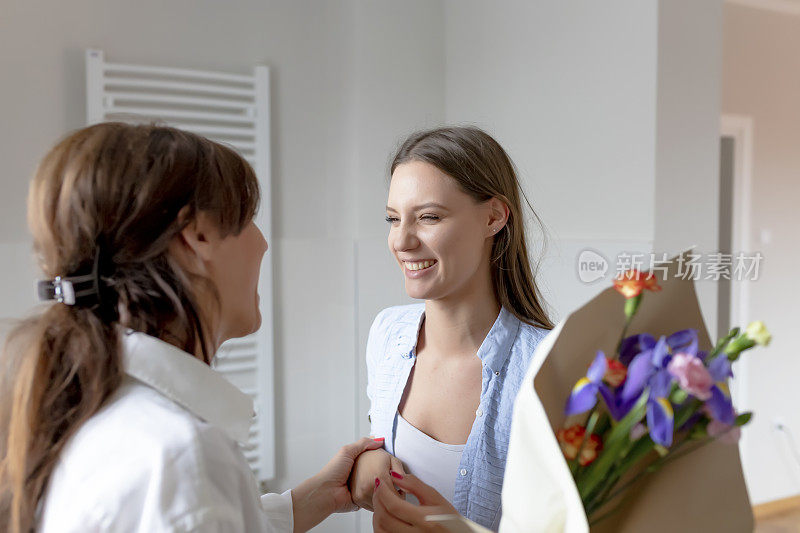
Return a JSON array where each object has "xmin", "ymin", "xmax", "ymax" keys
[
  {"xmin": 348, "ymin": 447, "xmax": 407, "ymax": 511},
  {"xmin": 372, "ymin": 471, "xmax": 459, "ymax": 532},
  {"xmin": 291, "ymin": 437, "xmax": 385, "ymax": 532}
]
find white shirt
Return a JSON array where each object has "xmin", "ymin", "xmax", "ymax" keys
[
  {"xmin": 393, "ymin": 412, "xmax": 465, "ymax": 505},
  {"xmin": 39, "ymin": 330, "xmax": 293, "ymax": 532}
]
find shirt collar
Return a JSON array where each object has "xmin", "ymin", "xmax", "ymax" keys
[
  {"xmin": 121, "ymin": 330, "xmax": 254, "ymax": 444},
  {"xmin": 394, "ymin": 305, "xmax": 521, "ymax": 374},
  {"xmin": 477, "ymin": 306, "xmax": 521, "ymax": 373}
]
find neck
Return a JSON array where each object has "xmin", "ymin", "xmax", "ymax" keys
[
  {"xmin": 161, "ymin": 317, "xmax": 221, "ymax": 365},
  {"xmin": 422, "ymin": 267, "xmax": 500, "ymax": 359}
]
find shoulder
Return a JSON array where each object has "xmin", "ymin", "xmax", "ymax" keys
[
  {"xmin": 41, "ymin": 380, "xmax": 250, "ymax": 530},
  {"xmin": 507, "ymin": 320, "xmax": 553, "ymax": 378},
  {"xmin": 370, "ymin": 303, "xmax": 425, "ymax": 332},
  {"xmin": 516, "ymin": 320, "xmax": 551, "ymax": 353},
  {"xmin": 367, "ymin": 303, "xmax": 424, "ymax": 344},
  {"xmin": 366, "ymin": 303, "xmax": 424, "ymax": 365},
  {"xmin": 87, "ymin": 378, "xmax": 234, "ymax": 456}
]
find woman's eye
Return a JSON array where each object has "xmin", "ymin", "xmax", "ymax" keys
[
  {"xmin": 385, "ymin": 216, "xmax": 399, "ymax": 224},
  {"xmin": 421, "ymin": 215, "xmax": 440, "ymax": 222}
]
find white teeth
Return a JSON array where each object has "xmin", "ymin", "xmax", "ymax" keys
[{"xmin": 405, "ymin": 260, "xmax": 436, "ymax": 271}]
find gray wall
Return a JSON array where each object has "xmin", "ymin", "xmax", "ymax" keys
[
  {"xmin": 443, "ymin": 0, "xmax": 723, "ymax": 330},
  {"xmin": 654, "ymin": 0, "xmax": 724, "ymax": 337},
  {"xmin": 723, "ymin": 3, "xmax": 800, "ymax": 505}
]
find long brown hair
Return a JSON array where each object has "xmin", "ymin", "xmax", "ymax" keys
[
  {"xmin": 0, "ymin": 122, "xmax": 259, "ymax": 532},
  {"xmin": 391, "ymin": 126, "xmax": 554, "ymax": 330}
]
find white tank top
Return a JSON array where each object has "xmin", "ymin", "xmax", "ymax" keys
[{"xmin": 393, "ymin": 412, "xmax": 466, "ymax": 505}]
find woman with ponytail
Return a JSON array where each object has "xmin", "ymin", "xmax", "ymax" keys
[
  {"xmin": 349, "ymin": 126, "xmax": 554, "ymax": 531},
  {"xmin": 0, "ymin": 122, "xmax": 383, "ymax": 532}
]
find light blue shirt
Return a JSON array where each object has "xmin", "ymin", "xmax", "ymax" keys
[{"xmin": 366, "ymin": 303, "xmax": 550, "ymax": 531}]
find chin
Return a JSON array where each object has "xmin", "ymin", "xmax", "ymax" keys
[
  {"xmin": 229, "ymin": 315, "xmax": 261, "ymax": 340},
  {"xmin": 252, "ymin": 311, "xmax": 262, "ymax": 333},
  {"xmin": 404, "ymin": 282, "xmax": 437, "ymax": 301}
]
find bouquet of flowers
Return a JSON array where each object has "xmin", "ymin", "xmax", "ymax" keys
[{"xmin": 556, "ymin": 269, "xmax": 771, "ymax": 526}]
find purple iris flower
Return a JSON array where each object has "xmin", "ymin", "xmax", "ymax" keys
[
  {"xmin": 565, "ymin": 351, "xmax": 607, "ymax": 416},
  {"xmin": 599, "ymin": 349, "xmax": 655, "ymax": 420},
  {"xmin": 704, "ymin": 354, "xmax": 736, "ymax": 425},
  {"xmin": 646, "ymin": 369, "xmax": 675, "ymax": 447},
  {"xmin": 618, "ymin": 329, "xmax": 697, "ymax": 366},
  {"xmin": 576, "ymin": 329, "xmax": 701, "ymax": 446},
  {"xmin": 665, "ymin": 329, "xmax": 698, "ymax": 354},
  {"xmin": 708, "ymin": 354, "xmax": 734, "ymax": 381},
  {"xmin": 650, "ymin": 335, "xmax": 671, "ymax": 368},
  {"xmin": 619, "ymin": 334, "xmax": 656, "ymax": 366}
]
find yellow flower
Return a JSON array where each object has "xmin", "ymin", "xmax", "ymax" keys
[{"xmin": 745, "ymin": 321, "xmax": 771, "ymax": 347}]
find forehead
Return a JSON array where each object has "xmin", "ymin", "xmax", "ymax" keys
[{"xmin": 388, "ymin": 160, "xmax": 468, "ymax": 208}]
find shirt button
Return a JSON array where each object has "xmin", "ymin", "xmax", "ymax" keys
[
  {"xmin": 476, "ymin": 408, "xmax": 484, "ymax": 417},
  {"xmin": 494, "ymin": 371, "xmax": 500, "ymax": 376},
  {"xmin": 460, "ymin": 469, "xmax": 467, "ymax": 476}
]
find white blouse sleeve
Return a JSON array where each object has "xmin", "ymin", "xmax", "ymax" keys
[{"xmin": 259, "ymin": 490, "xmax": 294, "ymax": 532}]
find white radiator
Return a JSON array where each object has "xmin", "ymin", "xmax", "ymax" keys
[{"xmin": 85, "ymin": 49, "xmax": 275, "ymax": 481}]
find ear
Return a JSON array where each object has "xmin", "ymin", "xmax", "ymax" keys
[
  {"xmin": 486, "ymin": 197, "xmax": 510, "ymax": 237},
  {"xmin": 169, "ymin": 208, "xmax": 218, "ymax": 274}
]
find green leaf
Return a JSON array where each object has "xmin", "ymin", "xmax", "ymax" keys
[
  {"xmin": 578, "ymin": 392, "xmax": 648, "ymax": 500},
  {"xmin": 710, "ymin": 327, "xmax": 741, "ymax": 359},
  {"xmin": 735, "ymin": 412, "xmax": 753, "ymax": 427},
  {"xmin": 724, "ymin": 336, "xmax": 755, "ymax": 361}
]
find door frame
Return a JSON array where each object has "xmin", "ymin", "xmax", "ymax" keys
[{"xmin": 720, "ymin": 114, "xmax": 754, "ymax": 458}]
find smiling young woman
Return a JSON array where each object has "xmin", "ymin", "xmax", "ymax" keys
[{"xmin": 349, "ymin": 126, "xmax": 554, "ymax": 531}]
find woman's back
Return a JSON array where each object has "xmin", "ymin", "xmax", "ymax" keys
[{"xmin": 39, "ymin": 331, "xmax": 287, "ymax": 532}]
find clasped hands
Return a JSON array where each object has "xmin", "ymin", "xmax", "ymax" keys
[{"xmin": 348, "ymin": 447, "xmax": 459, "ymax": 532}]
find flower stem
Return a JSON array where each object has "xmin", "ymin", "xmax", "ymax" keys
[
  {"xmin": 615, "ymin": 317, "xmax": 632, "ymax": 357},
  {"xmin": 571, "ymin": 409, "xmax": 600, "ymax": 477},
  {"xmin": 587, "ymin": 436, "xmax": 715, "ymax": 521}
]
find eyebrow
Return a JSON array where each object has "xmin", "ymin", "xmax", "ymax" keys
[{"xmin": 386, "ymin": 202, "xmax": 449, "ymax": 213}]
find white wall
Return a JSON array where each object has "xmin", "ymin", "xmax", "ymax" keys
[
  {"xmin": 0, "ymin": 3, "xmax": 443, "ymax": 532},
  {"xmin": 654, "ymin": 0, "xmax": 724, "ymax": 338},
  {"xmin": 722, "ymin": 3, "xmax": 800, "ymax": 505},
  {"xmin": 442, "ymin": 0, "xmax": 724, "ymax": 328},
  {"xmin": 443, "ymin": 0, "xmax": 659, "ymax": 322}
]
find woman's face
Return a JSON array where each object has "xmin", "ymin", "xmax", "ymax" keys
[
  {"xmin": 182, "ymin": 217, "xmax": 267, "ymax": 345},
  {"xmin": 387, "ymin": 160, "xmax": 501, "ymax": 302},
  {"xmin": 203, "ymin": 219, "xmax": 268, "ymax": 343}
]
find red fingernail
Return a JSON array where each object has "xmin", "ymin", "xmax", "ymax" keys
[
  {"xmin": 373, "ymin": 437, "xmax": 385, "ymax": 442},
  {"xmin": 375, "ymin": 478, "xmax": 381, "ymax": 488},
  {"xmin": 390, "ymin": 471, "xmax": 403, "ymax": 479}
]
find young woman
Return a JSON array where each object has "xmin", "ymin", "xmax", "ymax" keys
[
  {"xmin": 0, "ymin": 123, "xmax": 383, "ymax": 533},
  {"xmin": 349, "ymin": 126, "xmax": 555, "ymax": 531}
]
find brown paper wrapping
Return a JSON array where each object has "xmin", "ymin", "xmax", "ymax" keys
[{"xmin": 533, "ymin": 252, "xmax": 754, "ymax": 532}]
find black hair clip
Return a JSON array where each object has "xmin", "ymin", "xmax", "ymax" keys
[{"xmin": 37, "ymin": 245, "xmax": 106, "ymax": 308}]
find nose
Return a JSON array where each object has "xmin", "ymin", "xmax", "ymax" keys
[
  {"xmin": 255, "ymin": 222, "xmax": 268, "ymax": 254},
  {"xmin": 391, "ymin": 221, "xmax": 419, "ymax": 253}
]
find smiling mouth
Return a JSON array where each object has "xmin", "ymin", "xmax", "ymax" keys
[{"xmin": 403, "ymin": 260, "xmax": 438, "ymax": 272}]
